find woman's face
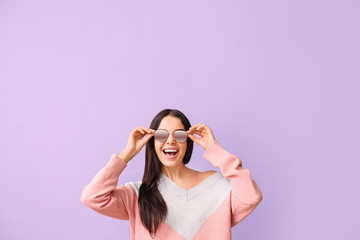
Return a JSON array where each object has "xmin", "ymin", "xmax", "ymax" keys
[{"xmin": 154, "ymin": 115, "xmax": 187, "ymax": 169}]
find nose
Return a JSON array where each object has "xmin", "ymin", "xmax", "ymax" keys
[{"xmin": 166, "ymin": 132, "xmax": 176, "ymax": 144}]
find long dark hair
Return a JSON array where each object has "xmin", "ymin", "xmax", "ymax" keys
[{"xmin": 138, "ymin": 109, "xmax": 194, "ymax": 238}]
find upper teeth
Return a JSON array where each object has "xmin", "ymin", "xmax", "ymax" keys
[{"xmin": 164, "ymin": 149, "xmax": 178, "ymax": 152}]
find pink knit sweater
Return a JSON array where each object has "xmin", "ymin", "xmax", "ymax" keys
[{"xmin": 81, "ymin": 140, "xmax": 263, "ymax": 239}]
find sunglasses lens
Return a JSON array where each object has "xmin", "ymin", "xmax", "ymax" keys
[
  {"xmin": 174, "ymin": 130, "xmax": 187, "ymax": 142},
  {"xmin": 154, "ymin": 129, "xmax": 168, "ymax": 142}
]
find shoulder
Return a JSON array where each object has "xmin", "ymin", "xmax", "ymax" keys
[
  {"xmin": 199, "ymin": 170, "xmax": 231, "ymax": 198},
  {"xmin": 201, "ymin": 170, "xmax": 218, "ymax": 178},
  {"xmin": 201, "ymin": 170, "xmax": 230, "ymax": 186},
  {"xmin": 193, "ymin": 170, "xmax": 219, "ymax": 182},
  {"xmin": 126, "ymin": 180, "xmax": 142, "ymax": 198}
]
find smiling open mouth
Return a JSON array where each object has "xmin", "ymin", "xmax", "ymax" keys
[{"xmin": 162, "ymin": 150, "xmax": 179, "ymax": 159}]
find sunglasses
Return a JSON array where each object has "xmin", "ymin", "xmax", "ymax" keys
[{"xmin": 154, "ymin": 129, "xmax": 188, "ymax": 143}]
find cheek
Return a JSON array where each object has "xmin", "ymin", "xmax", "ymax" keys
[
  {"xmin": 180, "ymin": 145, "xmax": 187, "ymax": 154},
  {"xmin": 154, "ymin": 142, "xmax": 162, "ymax": 154}
]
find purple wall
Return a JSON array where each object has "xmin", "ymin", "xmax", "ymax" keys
[{"xmin": 1, "ymin": 0, "xmax": 359, "ymax": 239}]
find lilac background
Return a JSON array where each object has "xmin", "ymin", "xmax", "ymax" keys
[{"xmin": 1, "ymin": 0, "xmax": 359, "ymax": 239}]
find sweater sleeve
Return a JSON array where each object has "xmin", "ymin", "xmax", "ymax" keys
[
  {"xmin": 80, "ymin": 154, "xmax": 136, "ymax": 220},
  {"xmin": 203, "ymin": 140, "xmax": 263, "ymax": 227}
]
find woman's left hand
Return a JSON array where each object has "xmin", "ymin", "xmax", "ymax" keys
[{"xmin": 186, "ymin": 123, "xmax": 216, "ymax": 150}]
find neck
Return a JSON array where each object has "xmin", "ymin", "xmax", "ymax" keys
[{"xmin": 161, "ymin": 163, "xmax": 190, "ymax": 182}]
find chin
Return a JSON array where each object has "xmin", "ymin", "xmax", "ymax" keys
[
  {"xmin": 158, "ymin": 152, "xmax": 184, "ymax": 167},
  {"xmin": 161, "ymin": 161, "xmax": 178, "ymax": 168}
]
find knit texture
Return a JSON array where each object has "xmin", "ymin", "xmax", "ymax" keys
[{"xmin": 81, "ymin": 140, "xmax": 263, "ymax": 240}]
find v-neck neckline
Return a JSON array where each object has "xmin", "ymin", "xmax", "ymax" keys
[{"xmin": 159, "ymin": 171, "xmax": 221, "ymax": 194}]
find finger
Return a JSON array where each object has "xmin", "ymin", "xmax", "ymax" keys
[
  {"xmin": 198, "ymin": 124, "xmax": 210, "ymax": 133},
  {"xmin": 196, "ymin": 124, "xmax": 206, "ymax": 131},
  {"xmin": 142, "ymin": 133, "xmax": 154, "ymax": 143},
  {"xmin": 189, "ymin": 125, "xmax": 205, "ymax": 133},
  {"xmin": 146, "ymin": 127, "xmax": 155, "ymax": 134},
  {"xmin": 147, "ymin": 127, "xmax": 155, "ymax": 133},
  {"xmin": 138, "ymin": 128, "xmax": 148, "ymax": 137},
  {"xmin": 188, "ymin": 130, "xmax": 202, "ymax": 135},
  {"xmin": 140, "ymin": 127, "xmax": 153, "ymax": 134},
  {"xmin": 135, "ymin": 126, "xmax": 143, "ymax": 131},
  {"xmin": 189, "ymin": 124, "xmax": 204, "ymax": 131},
  {"xmin": 199, "ymin": 124, "xmax": 210, "ymax": 132},
  {"xmin": 188, "ymin": 133, "xmax": 200, "ymax": 145},
  {"xmin": 188, "ymin": 123, "xmax": 201, "ymax": 131},
  {"xmin": 204, "ymin": 125, "xmax": 213, "ymax": 133},
  {"xmin": 187, "ymin": 124, "xmax": 202, "ymax": 133},
  {"xmin": 188, "ymin": 129, "xmax": 201, "ymax": 138},
  {"xmin": 194, "ymin": 123, "xmax": 203, "ymax": 128},
  {"xmin": 133, "ymin": 127, "xmax": 141, "ymax": 134},
  {"xmin": 187, "ymin": 130, "xmax": 203, "ymax": 137},
  {"xmin": 139, "ymin": 127, "xmax": 153, "ymax": 135}
]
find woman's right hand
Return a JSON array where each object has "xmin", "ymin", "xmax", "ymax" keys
[{"xmin": 123, "ymin": 127, "xmax": 155, "ymax": 162}]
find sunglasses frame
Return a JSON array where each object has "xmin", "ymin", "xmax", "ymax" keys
[{"xmin": 154, "ymin": 129, "xmax": 188, "ymax": 143}]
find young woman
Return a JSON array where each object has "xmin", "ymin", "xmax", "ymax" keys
[{"xmin": 81, "ymin": 109, "xmax": 263, "ymax": 240}]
